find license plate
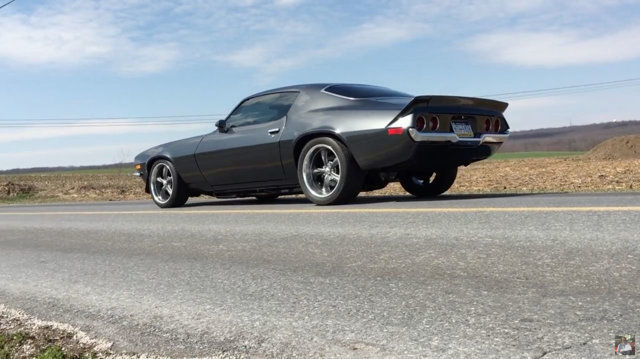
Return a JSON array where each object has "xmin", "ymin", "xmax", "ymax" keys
[{"xmin": 451, "ymin": 122, "xmax": 474, "ymax": 137}]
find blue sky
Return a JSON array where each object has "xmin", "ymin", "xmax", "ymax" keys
[{"xmin": 1, "ymin": 0, "xmax": 640, "ymax": 169}]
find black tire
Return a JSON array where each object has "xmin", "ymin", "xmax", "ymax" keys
[
  {"xmin": 148, "ymin": 160, "xmax": 189, "ymax": 208},
  {"xmin": 297, "ymin": 137, "xmax": 363, "ymax": 205},
  {"xmin": 399, "ymin": 167, "xmax": 458, "ymax": 197},
  {"xmin": 254, "ymin": 194, "xmax": 280, "ymax": 202}
]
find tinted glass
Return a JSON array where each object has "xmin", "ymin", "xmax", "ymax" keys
[
  {"xmin": 227, "ymin": 92, "xmax": 299, "ymax": 127},
  {"xmin": 324, "ymin": 84, "xmax": 411, "ymax": 99}
]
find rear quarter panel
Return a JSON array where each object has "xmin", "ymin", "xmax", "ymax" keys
[{"xmin": 279, "ymin": 91, "xmax": 413, "ymax": 178}]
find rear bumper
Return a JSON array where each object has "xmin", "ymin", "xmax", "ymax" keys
[
  {"xmin": 380, "ymin": 129, "xmax": 508, "ymax": 172},
  {"xmin": 333, "ymin": 127, "xmax": 510, "ymax": 172},
  {"xmin": 407, "ymin": 128, "xmax": 509, "ymax": 145}
]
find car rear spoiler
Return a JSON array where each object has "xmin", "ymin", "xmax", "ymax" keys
[{"xmin": 397, "ymin": 95, "xmax": 509, "ymax": 117}]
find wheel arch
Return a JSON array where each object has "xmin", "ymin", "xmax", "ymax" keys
[
  {"xmin": 145, "ymin": 155, "xmax": 173, "ymax": 193},
  {"xmin": 292, "ymin": 131, "xmax": 355, "ymax": 168}
]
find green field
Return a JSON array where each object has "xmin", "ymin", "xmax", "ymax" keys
[{"xmin": 491, "ymin": 151, "xmax": 584, "ymax": 160}]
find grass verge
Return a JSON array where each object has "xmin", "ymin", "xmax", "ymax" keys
[
  {"xmin": 0, "ymin": 331, "xmax": 96, "ymax": 359},
  {"xmin": 0, "ymin": 305, "xmax": 109, "ymax": 359},
  {"xmin": 0, "ymin": 192, "xmax": 37, "ymax": 204}
]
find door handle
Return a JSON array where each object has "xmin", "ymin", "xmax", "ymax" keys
[{"xmin": 268, "ymin": 128, "xmax": 280, "ymax": 135}]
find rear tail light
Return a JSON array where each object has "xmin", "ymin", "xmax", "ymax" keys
[
  {"xmin": 387, "ymin": 127, "xmax": 403, "ymax": 135},
  {"xmin": 415, "ymin": 116, "xmax": 426, "ymax": 131},
  {"xmin": 484, "ymin": 118, "xmax": 491, "ymax": 132},
  {"xmin": 493, "ymin": 118, "xmax": 501, "ymax": 132},
  {"xmin": 428, "ymin": 116, "xmax": 439, "ymax": 131}
]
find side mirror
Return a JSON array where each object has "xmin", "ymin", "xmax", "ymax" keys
[{"xmin": 215, "ymin": 119, "xmax": 227, "ymax": 133}]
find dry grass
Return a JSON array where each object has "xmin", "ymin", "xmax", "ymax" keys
[
  {"xmin": 1, "ymin": 156, "xmax": 638, "ymax": 204},
  {"xmin": 0, "ymin": 171, "xmax": 146, "ymax": 204},
  {"xmin": 373, "ymin": 156, "xmax": 639, "ymax": 196}
]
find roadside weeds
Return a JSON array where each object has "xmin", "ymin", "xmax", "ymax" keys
[
  {"xmin": 0, "ymin": 305, "xmax": 237, "ymax": 359},
  {"xmin": 0, "ymin": 304, "xmax": 110, "ymax": 358}
]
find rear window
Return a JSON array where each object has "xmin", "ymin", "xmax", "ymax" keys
[{"xmin": 324, "ymin": 84, "xmax": 411, "ymax": 99}]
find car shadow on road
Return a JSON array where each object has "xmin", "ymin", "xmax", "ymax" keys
[
  {"xmin": 182, "ymin": 192, "xmax": 556, "ymax": 207},
  {"xmin": 357, "ymin": 192, "xmax": 550, "ymax": 203}
]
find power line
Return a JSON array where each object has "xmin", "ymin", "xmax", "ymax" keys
[
  {"xmin": 3, "ymin": 77, "xmax": 639, "ymax": 128},
  {"xmin": 484, "ymin": 77, "xmax": 640, "ymax": 100},
  {"xmin": 500, "ymin": 82, "xmax": 640, "ymax": 100},
  {"xmin": 0, "ymin": 120, "xmax": 219, "ymax": 128},
  {"xmin": 485, "ymin": 77, "xmax": 640, "ymax": 97},
  {"xmin": 0, "ymin": 0, "xmax": 16, "ymax": 11},
  {"xmin": 0, "ymin": 113, "xmax": 227, "ymax": 122}
]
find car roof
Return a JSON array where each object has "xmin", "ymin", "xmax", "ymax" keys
[
  {"xmin": 248, "ymin": 83, "xmax": 332, "ymax": 98},
  {"xmin": 244, "ymin": 83, "xmax": 414, "ymax": 103},
  {"xmin": 250, "ymin": 82, "xmax": 411, "ymax": 95}
]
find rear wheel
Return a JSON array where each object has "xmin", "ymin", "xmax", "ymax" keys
[
  {"xmin": 399, "ymin": 167, "xmax": 458, "ymax": 197},
  {"xmin": 149, "ymin": 160, "xmax": 189, "ymax": 208},
  {"xmin": 297, "ymin": 137, "xmax": 363, "ymax": 205}
]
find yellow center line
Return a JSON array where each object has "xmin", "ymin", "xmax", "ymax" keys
[{"xmin": 0, "ymin": 206, "xmax": 639, "ymax": 215}]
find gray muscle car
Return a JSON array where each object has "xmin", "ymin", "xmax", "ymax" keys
[{"xmin": 134, "ymin": 84, "xmax": 509, "ymax": 206}]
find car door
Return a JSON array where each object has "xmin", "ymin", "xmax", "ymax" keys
[{"xmin": 195, "ymin": 92, "xmax": 299, "ymax": 187}]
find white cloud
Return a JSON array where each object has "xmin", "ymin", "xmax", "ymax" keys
[
  {"xmin": 217, "ymin": 7, "xmax": 430, "ymax": 74},
  {"xmin": 466, "ymin": 25, "xmax": 640, "ymax": 67},
  {"xmin": 0, "ymin": 0, "xmax": 179, "ymax": 74},
  {"xmin": 0, "ymin": 10, "xmax": 111, "ymax": 66},
  {"xmin": 274, "ymin": 0, "xmax": 303, "ymax": 6},
  {"xmin": 1, "ymin": 0, "xmax": 639, "ymax": 75},
  {"xmin": 215, "ymin": 0, "xmax": 640, "ymax": 73},
  {"xmin": 220, "ymin": 44, "xmax": 275, "ymax": 68},
  {"xmin": 114, "ymin": 43, "xmax": 180, "ymax": 74}
]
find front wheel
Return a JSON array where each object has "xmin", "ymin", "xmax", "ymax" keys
[
  {"xmin": 399, "ymin": 167, "xmax": 458, "ymax": 197},
  {"xmin": 297, "ymin": 137, "xmax": 363, "ymax": 205},
  {"xmin": 149, "ymin": 160, "xmax": 189, "ymax": 208}
]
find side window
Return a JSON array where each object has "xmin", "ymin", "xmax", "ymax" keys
[{"xmin": 226, "ymin": 92, "xmax": 298, "ymax": 128}]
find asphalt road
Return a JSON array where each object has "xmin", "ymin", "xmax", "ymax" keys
[{"xmin": 1, "ymin": 193, "xmax": 639, "ymax": 358}]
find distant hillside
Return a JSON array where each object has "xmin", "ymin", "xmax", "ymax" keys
[
  {"xmin": 0, "ymin": 162, "xmax": 134, "ymax": 175},
  {"xmin": 499, "ymin": 120, "xmax": 640, "ymax": 152}
]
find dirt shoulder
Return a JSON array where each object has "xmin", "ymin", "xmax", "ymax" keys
[
  {"xmin": 1, "ymin": 156, "xmax": 638, "ymax": 204},
  {"xmin": 0, "ymin": 171, "xmax": 147, "ymax": 204},
  {"xmin": 451, "ymin": 156, "xmax": 638, "ymax": 193}
]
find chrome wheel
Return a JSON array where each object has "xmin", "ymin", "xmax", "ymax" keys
[
  {"xmin": 150, "ymin": 162, "xmax": 173, "ymax": 204},
  {"xmin": 411, "ymin": 172, "xmax": 436, "ymax": 186},
  {"xmin": 399, "ymin": 167, "xmax": 458, "ymax": 198},
  {"xmin": 302, "ymin": 144, "xmax": 341, "ymax": 198}
]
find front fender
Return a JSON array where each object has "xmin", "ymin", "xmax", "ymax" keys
[{"xmin": 134, "ymin": 135, "xmax": 208, "ymax": 191}]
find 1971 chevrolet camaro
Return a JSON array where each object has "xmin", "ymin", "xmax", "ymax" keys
[{"xmin": 134, "ymin": 83, "xmax": 509, "ymax": 207}]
